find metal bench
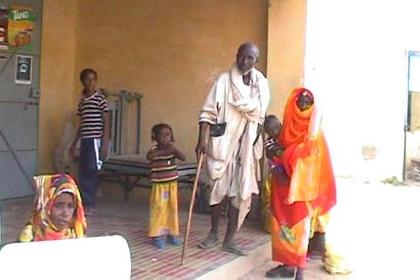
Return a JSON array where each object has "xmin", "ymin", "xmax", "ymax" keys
[
  {"xmin": 98, "ymin": 90, "xmax": 208, "ymax": 212},
  {"xmin": 101, "ymin": 155, "xmax": 198, "ymax": 200}
]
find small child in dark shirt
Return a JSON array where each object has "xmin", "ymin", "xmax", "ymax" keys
[
  {"xmin": 261, "ymin": 115, "xmax": 285, "ymax": 233},
  {"xmin": 264, "ymin": 115, "xmax": 284, "ymax": 160}
]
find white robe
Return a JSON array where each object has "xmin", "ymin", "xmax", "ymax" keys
[{"xmin": 199, "ymin": 64, "xmax": 270, "ymax": 229}]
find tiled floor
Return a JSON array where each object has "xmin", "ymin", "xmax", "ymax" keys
[
  {"xmin": 3, "ymin": 179, "xmax": 420, "ymax": 279},
  {"xmin": 0, "ymin": 186, "xmax": 269, "ymax": 280}
]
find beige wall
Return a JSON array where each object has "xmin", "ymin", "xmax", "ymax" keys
[
  {"xmin": 39, "ymin": 0, "xmax": 78, "ymax": 172},
  {"xmin": 37, "ymin": 0, "xmax": 420, "ymax": 181},
  {"xmin": 267, "ymin": 0, "xmax": 307, "ymax": 116},
  {"xmin": 70, "ymin": 0, "xmax": 268, "ymax": 161},
  {"xmin": 410, "ymin": 92, "xmax": 420, "ymax": 132},
  {"xmin": 39, "ymin": 0, "xmax": 269, "ymax": 170},
  {"xmin": 39, "ymin": 0, "xmax": 308, "ymax": 172},
  {"xmin": 406, "ymin": 92, "xmax": 420, "ymax": 164}
]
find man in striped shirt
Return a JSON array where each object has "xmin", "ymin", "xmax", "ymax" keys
[{"xmin": 70, "ymin": 68, "xmax": 110, "ymax": 215}]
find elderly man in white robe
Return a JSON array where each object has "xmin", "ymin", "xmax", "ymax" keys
[{"xmin": 195, "ymin": 42, "xmax": 270, "ymax": 256}]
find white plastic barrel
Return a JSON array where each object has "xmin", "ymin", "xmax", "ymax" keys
[{"xmin": 0, "ymin": 235, "xmax": 131, "ymax": 280}]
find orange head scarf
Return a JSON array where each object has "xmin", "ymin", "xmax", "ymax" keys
[
  {"xmin": 272, "ymin": 88, "xmax": 336, "ymax": 225},
  {"xmin": 279, "ymin": 87, "xmax": 315, "ymax": 148}
]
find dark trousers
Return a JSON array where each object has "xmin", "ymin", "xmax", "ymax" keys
[{"xmin": 79, "ymin": 138, "xmax": 100, "ymax": 208}]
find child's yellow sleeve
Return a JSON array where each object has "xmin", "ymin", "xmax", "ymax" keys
[{"xmin": 18, "ymin": 224, "xmax": 34, "ymax": 242}]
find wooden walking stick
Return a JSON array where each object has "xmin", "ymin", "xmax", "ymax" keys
[{"xmin": 181, "ymin": 153, "xmax": 204, "ymax": 265}]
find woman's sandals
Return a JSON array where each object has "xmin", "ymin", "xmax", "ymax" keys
[{"xmin": 266, "ymin": 265, "xmax": 304, "ymax": 279}]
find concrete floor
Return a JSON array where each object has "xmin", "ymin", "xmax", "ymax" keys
[{"xmin": 241, "ymin": 178, "xmax": 420, "ymax": 279}]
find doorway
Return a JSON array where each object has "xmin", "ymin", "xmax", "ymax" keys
[{"xmin": 404, "ymin": 51, "xmax": 420, "ymax": 182}]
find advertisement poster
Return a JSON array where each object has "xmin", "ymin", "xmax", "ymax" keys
[
  {"xmin": 8, "ymin": 5, "xmax": 34, "ymax": 50},
  {"xmin": 0, "ymin": 6, "xmax": 7, "ymax": 50},
  {"xmin": 15, "ymin": 54, "xmax": 32, "ymax": 84}
]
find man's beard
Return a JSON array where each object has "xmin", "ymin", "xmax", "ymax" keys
[{"xmin": 242, "ymin": 67, "xmax": 254, "ymax": 75}]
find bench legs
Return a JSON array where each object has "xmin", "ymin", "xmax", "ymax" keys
[{"xmin": 118, "ymin": 175, "xmax": 141, "ymax": 201}]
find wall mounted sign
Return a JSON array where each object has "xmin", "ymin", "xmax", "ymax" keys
[
  {"xmin": 8, "ymin": 5, "xmax": 34, "ymax": 50},
  {"xmin": 15, "ymin": 54, "xmax": 32, "ymax": 84}
]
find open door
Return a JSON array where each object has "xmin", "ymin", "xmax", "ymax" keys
[{"xmin": 404, "ymin": 51, "xmax": 420, "ymax": 182}]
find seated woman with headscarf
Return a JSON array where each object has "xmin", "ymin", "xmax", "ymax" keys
[
  {"xmin": 18, "ymin": 174, "xmax": 87, "ymax": 242},
  {"xmin": 266, "ymin": 88, "xmax": 337, "ymax": 280}
]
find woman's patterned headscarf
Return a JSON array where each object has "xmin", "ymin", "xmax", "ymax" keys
[{"xmin": 19, "ymin": 174, "xmax": 87, "ymax": 241}]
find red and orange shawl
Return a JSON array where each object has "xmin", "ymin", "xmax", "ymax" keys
[
  {"xmin": 271, "ymin": 88, "xmax": 336, "ymax": 227},
  {"xmin": 18, "ymin": 174, "xmax": 87, "ymax": 242}
]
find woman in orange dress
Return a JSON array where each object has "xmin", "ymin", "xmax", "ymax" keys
[{"xmin": 266, "ymin": 88, "xmax": 336, "ymax": 280}]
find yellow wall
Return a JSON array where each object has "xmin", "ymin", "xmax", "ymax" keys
[
  {"xmin": 267, "ymin": 0, "xmax": 307, "ymax": 116},
  {"xmin": 39, "ymin": 0, "xmax": 77, "ymax": 172},
  {"xmin": 39, "ymin": 0, "xmax": 309, "ymax": 172},
  {"xmin": 37, "ymin": 0, "xmax": 419, "ymax": 180},
  {"xmin": 72, "ymin": 0, "xmax": 268, "ymax": 160}
]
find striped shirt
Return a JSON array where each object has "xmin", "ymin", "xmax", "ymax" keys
[
  {"xmin": 150, "ymin": 149, "xmax": 178, "ymax": 183},
  {"xmin": 77, "ymin": 92, "xmax": 109, "ymax": 139}
]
